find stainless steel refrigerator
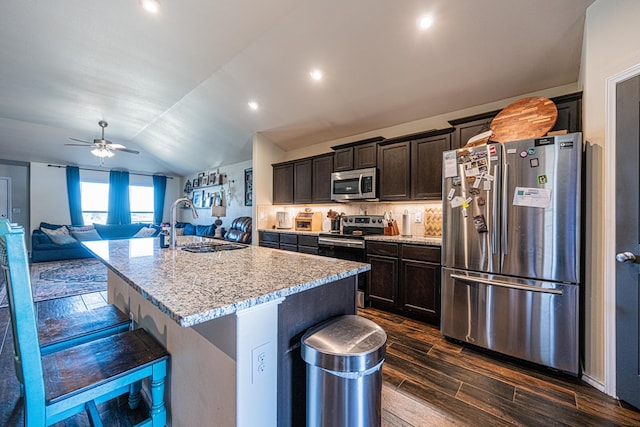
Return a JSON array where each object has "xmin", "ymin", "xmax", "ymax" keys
[{"xmin": 441, "ymin": 132, "xmax": 581, "ymax": 375}]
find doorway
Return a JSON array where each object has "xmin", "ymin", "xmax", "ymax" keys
[
  {"xmin": 608, "ymin": 66, "xmax": 640, "ymax": 408},
  {"xmin": 0, "ymin": 177, "xmax": 11, "ymax": 222}
]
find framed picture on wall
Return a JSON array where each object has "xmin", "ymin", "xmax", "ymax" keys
[
  {"xmin": 192, "ymin": 191, "xmax": 202, "ymax": 208},
  {"xmin": 244, "ymin": 168, "xmax": 253, "ymax": 206}
]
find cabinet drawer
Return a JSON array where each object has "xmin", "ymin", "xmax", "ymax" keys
[
  {"xmin": 279, "ymin": 234, "xmax": 298, "ymax": 245},
  {"xmin": 260, "ymin": 241, "xmax": 280, "ymax": 249},
  {"xmin": 297, "ymin": 235, "xmax": 318, "ymax": 248},
  {"xmin": 298, "ymin": 245, "xmax": 319, "ymax": 255},
  {"xmin": 366, "ymin": 241, "xmax": 398, "ymax": 257},
  {"xmin": 401, "ymin": 244, "xmax": 441, "ymax": 262},
  {"xmin": 260, "ymin": 231, "xmax": 279, "ymax": 243},
  {"xmin": 280, "ymin": 243, "xmax": 298, "ymax": 252}
]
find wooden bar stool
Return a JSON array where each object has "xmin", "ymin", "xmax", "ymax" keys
[{"xmin": 0, "ymin": 220, "xmax": 169, "ymax": 427}]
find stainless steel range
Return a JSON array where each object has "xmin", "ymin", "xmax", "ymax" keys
[{"xmin": 318, "ymin": 215, "xmax": 385, "ymax": 307}]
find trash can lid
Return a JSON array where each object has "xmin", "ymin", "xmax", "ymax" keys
[{"xmin": 301, "ymin": 315, "xmax": 387, "ymax": 372}]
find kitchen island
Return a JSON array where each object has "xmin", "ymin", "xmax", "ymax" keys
[{"xmin": 83, "ymin": 236, "xmax": 369, "ymax": 427}]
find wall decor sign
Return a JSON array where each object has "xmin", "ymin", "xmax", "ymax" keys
[{"xmin": 244, "ymin": 168, "xmax": 253, "ymax": 206}]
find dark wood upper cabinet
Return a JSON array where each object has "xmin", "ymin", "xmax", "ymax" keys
[
  {"xmin": 332, "ymin": 136, "xmax": 384, "ymax": 171},
  {"xmin": 411, "ymin": 132, "xmax": 452, "ymax": 199},
  {"xmin": 312, "ymin": 153, "xmax": 334, "ymax": 203},
  {"xmin": 378, "ymin": 141, "xmax": 411, "ymax": 201},
  {"xmin": 333, "ymin": 147, "xmax": 354, "ymax": 172},
  {"xmin": 272, "ymin": 162, "xmax": 294, "ymax": 205},
  {"xmin": 293, "ymin": 159, "xmax": 312, "ymax": 204},
  {"xmin": 354, "ymin": 142, "xmax": 378, "ymax": 169},
  {"xmin": 449, "ymin": 92, "xmax": 582, "ymax": 149}
]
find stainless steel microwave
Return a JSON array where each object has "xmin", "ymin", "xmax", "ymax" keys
[{"xmin": 331, "ymin": 167, "xmax": 377, "ymax": 201}]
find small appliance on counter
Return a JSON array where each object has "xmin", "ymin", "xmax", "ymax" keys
[
  {"xmin": 295, "ymin": 211, "xmax": 323, "ymax": 231},
  {"xmin": 276, "ymin": 211, "xmax": 292, "ymax": 229}
]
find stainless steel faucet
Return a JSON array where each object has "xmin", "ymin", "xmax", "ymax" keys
[{"xmin": 171, "ymin": 197, "xmax": 199, "ymax": 250}]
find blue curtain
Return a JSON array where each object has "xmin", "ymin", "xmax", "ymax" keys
[
  {"xmin": 107, "ymin": 170, "xmax": 131, "ymax": 224},
  {"xmin": 152, "ymin": 175, "xmax": 167, "ymax": 225},
  {"xmin": 65, "ymin": 166, "xmax": 84, "ymax": 225}
]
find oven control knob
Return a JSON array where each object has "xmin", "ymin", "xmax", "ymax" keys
[
  {"xmin": 377, "ymin": 219, "xmax": 382, "ymax": 223},
  {"xmin": 348, "ymin": 218, "xmax": 353, "ymax": 223}
]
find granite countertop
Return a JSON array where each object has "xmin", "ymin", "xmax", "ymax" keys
[
  {"xmin": 365, "ymin": 235, "xmax": 442, "ymax": 246},
  {"xmin": 83, "ymin": 236, "xmax": 369, "ymax": 328}
]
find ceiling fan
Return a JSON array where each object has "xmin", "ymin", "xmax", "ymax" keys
[{"xmin": 66, "ymin": 121, "xmax": 139, "ymax": 165}]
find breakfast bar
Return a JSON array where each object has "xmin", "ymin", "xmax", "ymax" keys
[{"xmin": 83, "ymin": 236, "xmax": 370, "ymax": 427}]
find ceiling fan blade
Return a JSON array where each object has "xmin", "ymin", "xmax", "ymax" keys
[
  {"xmin": 69, "ymin": 137, "xmax": 93, "ymax": 144},
  {"xmin": 112, "ymin": 147, "xmax": 140, "ymax": 154},
  {"xmin": 64, "ymin": 143, "xmax": 94, "ymax": 147}
]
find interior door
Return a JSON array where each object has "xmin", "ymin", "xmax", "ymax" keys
[
  {"xmin": 615, "ymin": 74, "xmax": 640, "ymax": 409},
  {"xmin": 0, "ymin": 177, "xmax": 10, "ymax": 221}
]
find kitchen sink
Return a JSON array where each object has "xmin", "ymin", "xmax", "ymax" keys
[{"xmin": 181, "ymin": 242, "xmax": 248, "ymax": 253}]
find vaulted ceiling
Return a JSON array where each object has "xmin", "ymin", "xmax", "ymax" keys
[{"xmin": 0, "ymin": 0, "xmax": 593, "ymax": 176}]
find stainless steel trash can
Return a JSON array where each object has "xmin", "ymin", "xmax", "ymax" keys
[{"xmin": 301, "ymin": 315, "xmax": 387, "ymax": 427}]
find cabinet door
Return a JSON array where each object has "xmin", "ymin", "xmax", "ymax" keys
[
  {"xmin": 312, "ymin": 154, "xmax": 334, "ymax": 203},
  {"xmin": 273, "ymin": 163, "xmax": 294, "ymax": 204},
  {"xmin": 450, "ymin": 115, "xmax": 495, "ymax": 149},
  {"xmin": 293, "ymin": 159, "xmax": 313, "ymax": 204},
  {"xmin": 333, "ymin": 147, "xmax": 354, "ymax": 171},
  {"xmin": 354, "ymin": 142, "xmax": 378, "ymax": 169},
  {"xmin": 551, "ymin": 93, "xmax": 582, "ymax": 134},
  {"xmin": 400, "ymin": 260, "xmax": 440, "ymax": 325},
  {"xmin": 411, "ymin": 134, "xmax": 451, "ymax": 199},
  {"xmin": 378, "ymin": 142, "xmax": 411, "ymax": 201},
  {"xmin": 367, "ymin": 255, "xmax": 398, "ymax": 309}
]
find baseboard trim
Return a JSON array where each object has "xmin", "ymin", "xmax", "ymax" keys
[{"xmin": 581, "ymin": 373, "xmax": 607, "ymax": 394}]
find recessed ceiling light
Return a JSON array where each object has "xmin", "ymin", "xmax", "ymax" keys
[
  {"xmin": 139, "ymin": 0, "xmax": 161, "ymax": 14},
  {"xmin": 418, "ymin": 14, "xmax": 434, "ymax": 30},
  {"xmin": 309, "ymin": 69, "xmax": 323, "ymax": 81},
  {"xmin": 248, "ymin": 101, "xmax": 259, "ymax": 111}
]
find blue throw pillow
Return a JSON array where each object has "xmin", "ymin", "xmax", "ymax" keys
[
  {"xmin": 195, "ymin": 225, "xmax": 213, "ymax": 236},
  {"xmin": 183, "ymin": 224, "xmax": 196, "ymax": 235},
  {"xmin": 71, "ymin": 229, "xmax": 102, "ymax": 241}
]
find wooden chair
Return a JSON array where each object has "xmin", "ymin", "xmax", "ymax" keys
[
  {"xmin": 1, "ymin": 244, "xmax": 131, "ymax": 397},
  {"xmin": 0, "ymin": 220, "xmax": 169, "ymax": 427}
]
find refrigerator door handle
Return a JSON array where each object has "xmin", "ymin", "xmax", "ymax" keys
[
  {"xmin": 450, "ymin": 273, "xmax": 564, "ymax": 295},
  {"xmin": 502, "ymin": 163, "xmax": 509, "ymax": 255},
  {"xmin": 491, "ymin": 164, "xmax": 498, "ymax": 254}
]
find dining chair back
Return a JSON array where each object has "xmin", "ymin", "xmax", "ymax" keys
[{"xmin": 0, "ymin": 219, "xmax": 169, "ymax": 427}]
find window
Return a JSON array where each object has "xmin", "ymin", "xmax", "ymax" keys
[
  {"xmin": 81, "ymin": 182, "xmax": 108, "ymax": 224},
  {"xmin": 80, "ymin": 182, "xmax": 154, "ymax": 224},
  {"xmin": 129, "ymin": 185, "xmax": 154, "ymax": 223}
]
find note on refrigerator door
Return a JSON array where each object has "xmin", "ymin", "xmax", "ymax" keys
[
  {"xmin": 444, "ymin": 151, "xmax": 458, "ymax": 178},
  {"xmin": 512, "ymin": 187, "xmax": 552, "ymax": 208}
]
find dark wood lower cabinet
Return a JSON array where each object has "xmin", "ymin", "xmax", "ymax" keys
[
  {"xmin": 367, "ymin": 254, "xmax": 398, "ymax": 309},
  {"xmin": 367, "ymin": 241, "xmax": 441, "ymax": 325},
  {"xmin": 258, "ymin": 231, "xmax": 318, "ymax": 254}
]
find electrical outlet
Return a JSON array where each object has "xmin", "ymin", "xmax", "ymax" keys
[
  {"xmin": 252, "ymin": 342, "xmax": 270, "ymax": 384},
  {"xmin": 414, "ymin": 211, "xmax": 423, "ymax": 223}
]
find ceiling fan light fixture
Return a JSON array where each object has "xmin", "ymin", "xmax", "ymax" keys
[
  {"xmin": 139, "ymin": 0, "xmax": 160, "ymax": 14},
  {"xmin": 91, "ymin": 147, "xmax": 114, "ymax": 158}
]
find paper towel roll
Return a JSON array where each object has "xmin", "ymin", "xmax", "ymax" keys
[{"xmin": 401, "ymin": 212, "xmax": 412, "ymax": 237}]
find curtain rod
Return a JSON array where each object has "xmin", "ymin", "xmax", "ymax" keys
[{"xmin": 47, "ymin": 164, "xmax": 174, "ymax": 179}]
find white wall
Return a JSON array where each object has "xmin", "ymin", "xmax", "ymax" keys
[
  {"xmin": 30, "ymin": 161, "xmax": 181, "ymax": 229},
  {"xmin": 178, "ymin": 159, "xmax": 253, "ymax": 232},
  {"xmin": 580, "ymin": 0, "xmax": 640, "ymax": 389}
]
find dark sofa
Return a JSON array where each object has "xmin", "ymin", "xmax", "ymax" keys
[{"xmin": 31, "ymin": 222, "xmax": 161, "ymax": 263}]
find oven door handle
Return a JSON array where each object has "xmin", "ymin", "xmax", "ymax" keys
[{"xmin": 318, "ymin": 237, "xmax": 365, "ymax": 249}]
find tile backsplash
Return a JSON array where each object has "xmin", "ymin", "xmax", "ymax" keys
[{"xmin": 258, "ymin": 201, "xmax": 442, "ymax": 237}]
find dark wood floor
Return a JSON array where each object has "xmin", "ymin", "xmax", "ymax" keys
[
  {"xmin": 358, "ymin": 308, "xmax": 640, "ymax": 427},
  {"xmin": 1, "ymin": 292, "xmax": 639, "ymax": 426}
]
